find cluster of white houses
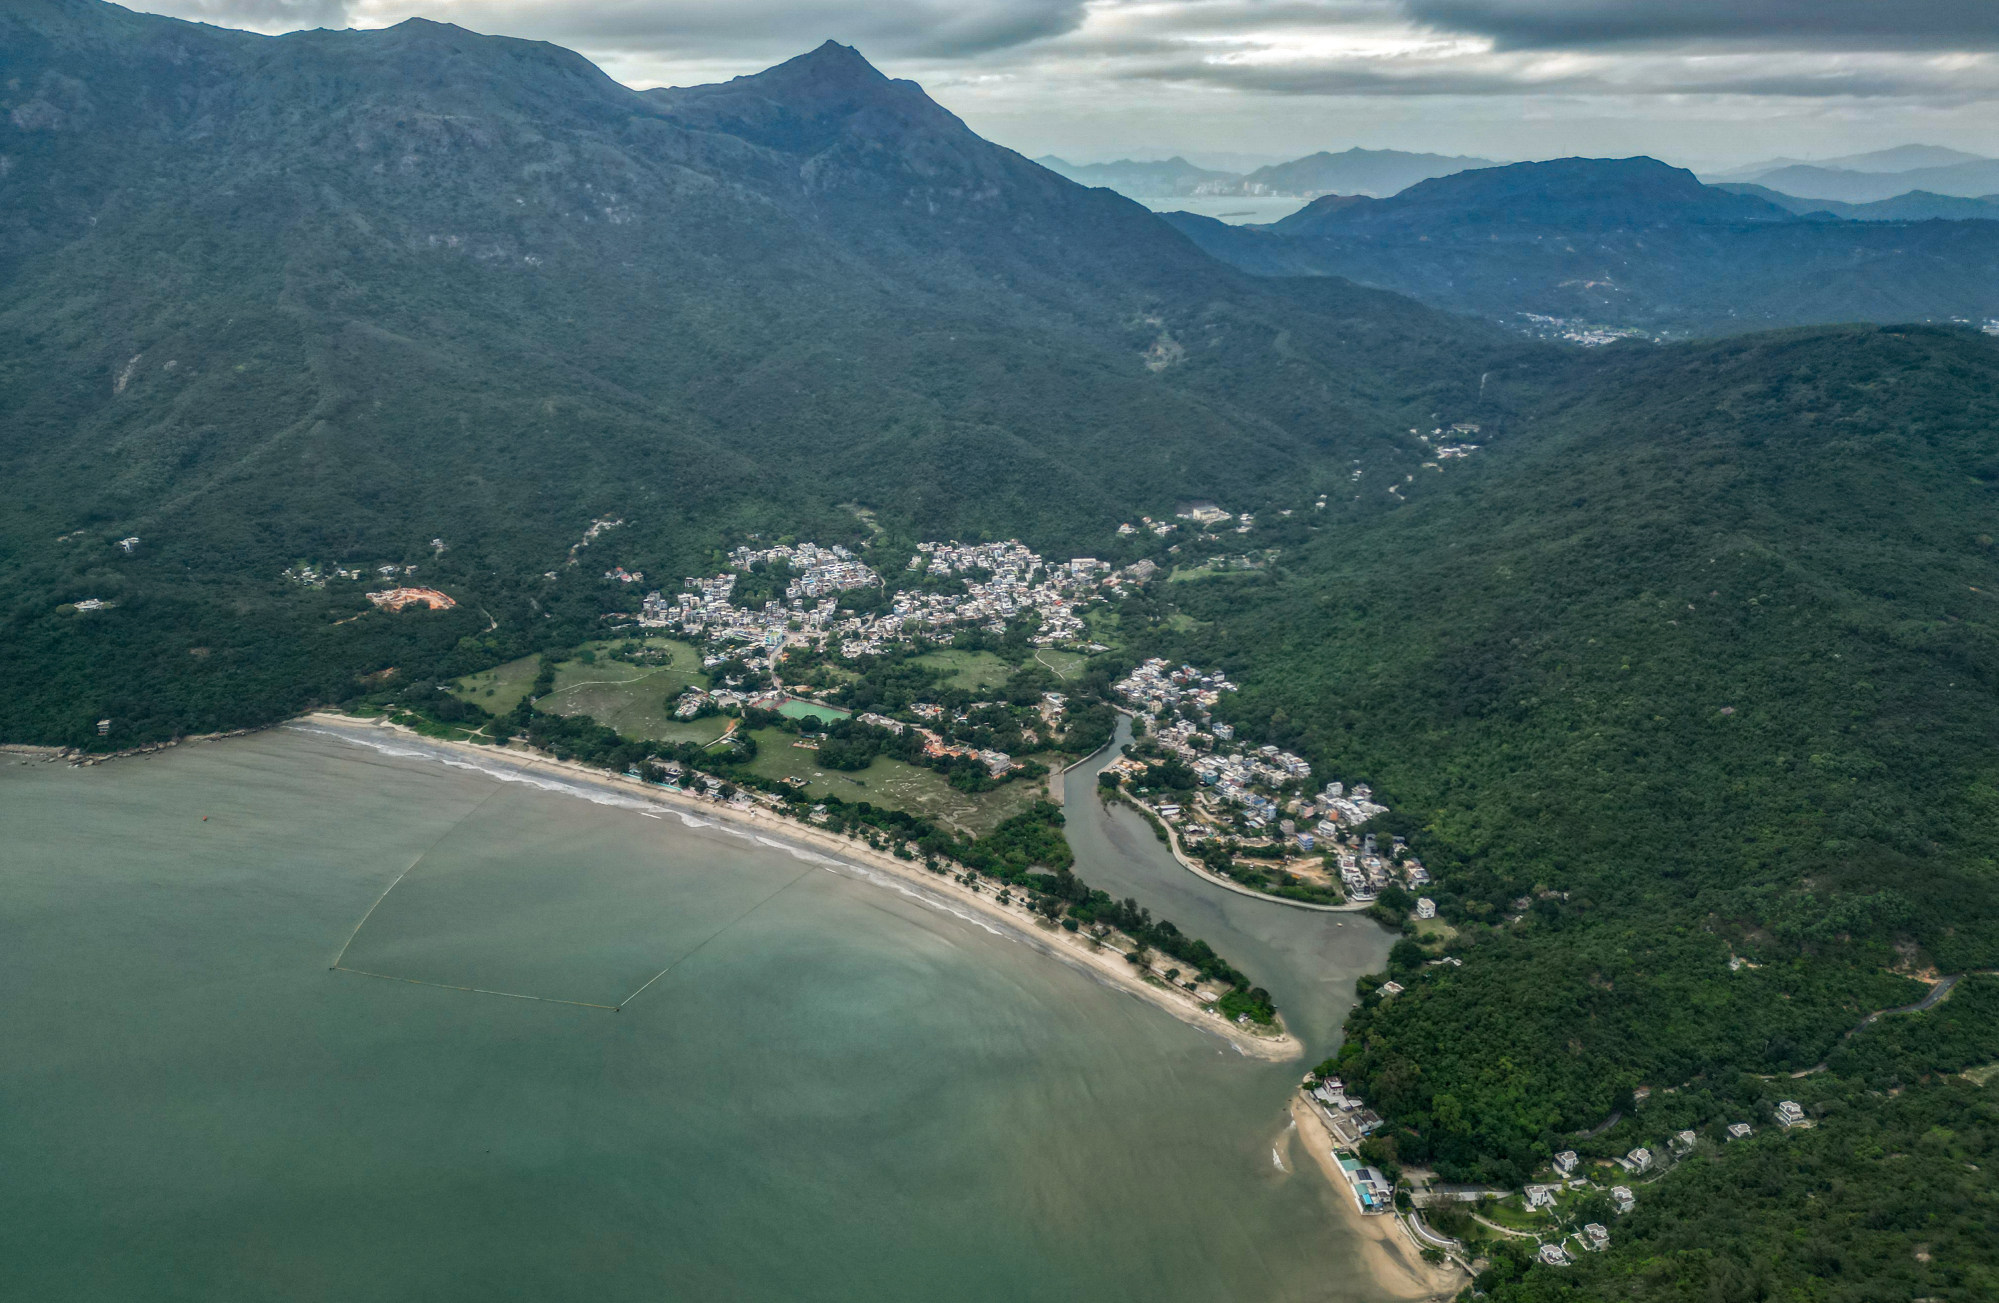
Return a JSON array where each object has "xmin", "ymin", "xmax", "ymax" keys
[
  {"xmin": 638, "ymin": 537, "xmax": 1112, "ymax": 659},
  {"xmin": 726, "ymin": 542, "xmax": 879, "ymax": 600},
  {"xmin": 1113, "ymin": 658, "xmax": 1441, "ymax": 903}
]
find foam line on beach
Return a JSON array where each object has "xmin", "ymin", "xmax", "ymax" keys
[
  {"xmin": 295, "ymin": 725, "xmax": 662, "ymax": 812},
  {"xmin": 302, "ymin": 724, "xmax": 1016, "ymax": 940},
  {"xmin": 286, "ymin": 716, "xmax": 1303, "ymax": 1061}
]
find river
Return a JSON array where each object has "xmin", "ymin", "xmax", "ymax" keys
[{"xmin": 1063, "ymin": 714, "xmax": 1393, "ymax": 1055}]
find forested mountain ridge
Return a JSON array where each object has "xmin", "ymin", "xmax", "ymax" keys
[
  {"xmin": 0, "ymin": 1, "xmax": 1509, "ymax": 746},
  {"xmin": 1163, "ymin": 157, "xmax": 1999, "ymax": 337},
  {"xmin": 1150, "ymin": 322, "xmax": 1999, "ymax": 1297}
]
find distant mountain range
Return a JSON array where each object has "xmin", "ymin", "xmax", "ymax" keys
[
  {"xmin": 1036, "ymin": 147, "xmax": 1499, "ymax": 199},
  {"xmin": 1718, "ymin": 184, "xmax": 1999, "ymax": 223},
  {"xmin": 1711, "ymin": 144, "xmax": 1990, "ymax": 181},
  {"xmin": 1163, "ymin": 157, "xmax": 1999, "ymax": 336},
  {"xmin": 1029, "ymin": 155, "xmax": 1238, "ymax": 196},
  {"xmin": 1748, "ymin": 159, "xmax": 1999, "ymax": 205}
]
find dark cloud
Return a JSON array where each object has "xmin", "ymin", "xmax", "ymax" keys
[
  {"xmin": 1404, "ymin": 0, "xmax": 1999, "ymax": 51},
  {"xmin": 154, "ymin": 0, "xmax": 354, "ymax": 29},
  {"xmin": 1123, "ymin": 51, "xmax": 1993, "ymax": 103},
  {"xmin": 387, "ymin": 0, "xmax": 1086, "ymax": 59}
]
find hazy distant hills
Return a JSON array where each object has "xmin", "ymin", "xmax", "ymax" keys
[
  {"xmin": 1718, "ymin": 184, "xmax": 1999, "ymax": 223},
  {"xmin": 1711, "ymin": 144, "xmax": 1990, "ymax": 181},
  {"xmin": 1707, "ymin": 143, "xmax": 1999, "ymax": 205},
  {"xmin": 1234, "ymin": 148, "xmax": 1499, "ymax": 198},
  {"xmin": 1165, "ymin": 157, "xmax": 1999, "ymax": 336},
  {"xmin": 1751, "ymin": 158, "xmax": 1999, "ymax": 204},
  {"xmin": 1044, "ymin": 141, "xmax": 1999, "ymax": 221},
  {"xmin": 1036, "ymin": 146, "xmax": 1498, "ymax": 199},
  {"xmin": 1272, "ymin": 156, "xmax": 1793, "ymax": 233},
  {"xmin": 1029, "ymin": 155, "xmax": 1238, "ymax": 196}
]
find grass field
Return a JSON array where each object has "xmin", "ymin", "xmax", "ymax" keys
[
  {"xmin": 510, "ymin": 640, "xmax": 712, "ymax": 742},
  {"xmin": 740, "ymin": 728, "xmax": 1053, "ymax": 834},
  {"xmin": 912, "ymin": 649, "xmax": 1013, "ymax": 692},
  {"xmin": 453, "ymin": 655, "xmax": 541, "ymax": 715},
  {"xmin": 1031, "ymin": 649, "xmax": 1088, "ymax": 681},
  {"xmin": 1414, "ymin": 916, "xmax": 1459, "ymax": 944},
  {"xmin": 1167, "ymin": 563, "xmax": 1258, "ymax": 583},
  {"xmin": 1082, "ymin": 608, "xmax": 1125, "ymax": 650}
]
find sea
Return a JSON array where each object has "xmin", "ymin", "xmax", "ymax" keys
[
  {"xmin": 0, "ymin": 717, "xmax": 1393, "ymax": 1302},
  {"xmin": 1138, "ymin": 196, "xmax": 1313, "ymax": 225}
]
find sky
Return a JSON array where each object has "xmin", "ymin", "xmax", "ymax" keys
[{"xmin": 128, "ymin": 0, "xmax": 1999, "ymax": 168}]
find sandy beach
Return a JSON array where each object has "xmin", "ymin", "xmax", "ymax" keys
[
  {"xmin": 1289, "ymin": 1096, "xmax": 1469, "ymax": 1302},
  {"xmin": 294, "ymin": 713, "xmax": 1303, "ymax": 1061}
]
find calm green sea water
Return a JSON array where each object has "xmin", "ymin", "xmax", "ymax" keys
[{"xmin": 1, "ymin": 725, "xmax": 1390, "ymax": 1302}]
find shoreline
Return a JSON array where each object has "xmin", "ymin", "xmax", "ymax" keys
[
  {"xmin": 1106, "ymin": 711, "xmax": 1365, "ymax": 914},
  {"xmin": 1121, "ymin": 788, "xmax": 1368, "ymax": 914},
  {"xmin": 1289, "ymin": 1096, "xmax": 1469, "ymax": 1302},
  {"xmin": 293, "ymin": 712, "xmax": 1303, "ymax": 1062}
]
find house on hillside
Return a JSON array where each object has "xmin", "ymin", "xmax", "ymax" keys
[
  {"xmin": 1774, "ymin": 1100, "xmax": 1807, "ymax": 1128},
  {"xmin": 1553, "ymin": 1150, "xmax": 1579, "ymax": 1176}
]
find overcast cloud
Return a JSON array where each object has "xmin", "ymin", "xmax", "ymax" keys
[{"xmin": 131, "ymin": 0, "xmax": 1999, "ymax": 166}]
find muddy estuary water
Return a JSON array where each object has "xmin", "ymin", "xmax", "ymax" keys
[{"xmin": 1, "ymin": 721, "xmax": 1392, "ymax": 1301}]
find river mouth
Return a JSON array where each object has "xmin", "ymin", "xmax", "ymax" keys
[
  {"xmin": 1064, "ymin": 715, "xmax": 1395, "ymax": 1054},
  {"xmin": 1, "ymin": 727, "xmax": 1395, "ymax": 1302}
]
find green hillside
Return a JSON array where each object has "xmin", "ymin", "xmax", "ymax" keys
[
  {"xmin": 1146, "ymin": 322, "xmax": 1999, "ymax": 1297},
  {"xmin": 0, "ymin": 3, "xmax": 1513, "ymax": 748}
]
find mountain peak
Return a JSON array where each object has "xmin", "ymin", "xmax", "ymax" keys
[
  {"xmin": 647, "ymin": 41, "xmax": 966, "ymax": 156},
  {"xmin": 794, "ymin": 39, "xmax": 877, "ymax": 72}
]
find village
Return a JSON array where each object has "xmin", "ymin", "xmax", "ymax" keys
[
  {"xmin": 1300, "ymin": 1069, "xmax": 1815, "ymax": 1273},
  {"xmin": 1107, "ymin": 657, "xmax": 1436, "ymax": 909},
  {"xmin": 635, "ymin": 536, "xmax": 1124, "ymax": 662}
]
